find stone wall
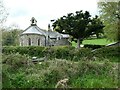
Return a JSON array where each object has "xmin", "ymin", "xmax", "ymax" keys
[
  {"xmin": 20, "ymin": 34, "xmax": 46, "ymax": 46},
  {"xmin": 54, "ymin": 38, "xmax": 70, "ymax": 46},
  {"xmin": 20, "ymin": 35, "xmax": 70, "ymax": 47}
]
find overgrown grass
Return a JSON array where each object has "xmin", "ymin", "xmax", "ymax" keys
[
  {"xmin": 2, "ymin": 53, "xmax": 119, "ymax": 88},
  {"xmin": 2, "ymin": 46, "xmax": 119, "ymax": 88}
]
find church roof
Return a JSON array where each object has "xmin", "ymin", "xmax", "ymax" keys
[
  {"xmin": 21, "ymin": 25, "xmax": 46, "ymax": 35},
  {"xmin": 21, "ymin": 17, "xmax": 46, "ymax": 36},
  {"xmin": 47, "ymin": 31, "xmax": 61, "ymax": 38},
  {"xmin": 61, "ymin": 34, "xmax": 69, "ymax": 38},
  {"xmin": 20, "ymin": 17, "xmax": 69, "ymax": 38}
]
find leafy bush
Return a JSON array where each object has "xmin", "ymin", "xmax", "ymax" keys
[
  {"xmin": 2, "ymin": 46, "xmax": 45, "ymax": 58},
  {"xmin": 2, "ymin": 46, "xmax": 92, "ymax": 61},
  {"xmin": 2, "ymin": 46, "xmax": 119, "ymax": 62},
  {"xmin": 50, "ymin": 46, "xmax": 75, "ymax": 60},
  {"xmin": 71, "ymin": 48, "xmax": 92, "ymax": 61},
  {"xmin": 2, "ymin": 53, "xmax": 32, "ymax": 70},
  {"xmin": 92, "ymin": 47, "xmax": 120, "ymax": 62}
]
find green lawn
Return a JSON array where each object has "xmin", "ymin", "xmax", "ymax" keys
[{"xmin": 72, "ymin": 38, "xmax": 115, "ymax": 47}]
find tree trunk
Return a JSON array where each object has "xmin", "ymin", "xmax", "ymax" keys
[
  {"xmin": 77, "ymin": 38, "xmax": 81, "ymax": 48},
  {"xmin": 96, "ymin": 33, "xmax": 99, "ymax": 38}
]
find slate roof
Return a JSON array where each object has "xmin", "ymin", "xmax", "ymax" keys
[
  {"xmin": 21, "ymin": 25, "xmax": 46, "ymax": 36},
  {"xmin": 61, "ymin": 34, "xmax": 69, "ymax": 38},
  {"xmin": 47, "ymin": 31, "xmax": 62, "ymax": 38},
  {"xmin": 21, "ymin": 17, "xmax": 69, "ymax": 38}
]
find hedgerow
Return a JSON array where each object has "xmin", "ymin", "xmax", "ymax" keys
[
  {"xmin": 2, "ymin": 46, "xmax": 119, "ymax": 61},
  {"xmin": 92, "ymin": 46, "xmax": 120, "ymax": 62},
  {"xmin": 2, "ymin": 46, "xmax": 45, "ymax": 57},
  {"xmin": 2, "ymin": 46, "xmax": 92, "ymax": 61}
]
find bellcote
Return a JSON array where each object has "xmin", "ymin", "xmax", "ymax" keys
[{"xmin": 30, "ymin": 17, "xmax": 37, "ymax": 26}]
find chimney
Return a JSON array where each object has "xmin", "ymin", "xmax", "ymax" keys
[{"xmin": 48, "ymin": 24, "xmax": 51, "ymax": 31}]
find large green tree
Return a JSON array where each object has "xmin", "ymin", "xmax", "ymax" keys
[
  {"xmin": 88, "ymin": 15, "xmax": 104, "ymax": 38},
  {"xmin": 98, "ymin": 1, "xmax": 120, "ymax": 42},
  {"xmin": 52, "ymin": 10, "xmax": 104, "ymax": 48}
]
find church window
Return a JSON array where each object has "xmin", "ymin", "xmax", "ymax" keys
[
  {"xmin": 28, "ymin": 38, "xmax": 31, "ymax": 45},
  {"xmin": 38, "ymin": 39, "xmax": 40, "ymax": 46}
]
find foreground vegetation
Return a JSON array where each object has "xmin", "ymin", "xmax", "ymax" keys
[
  {"xmin": 2, "ymin": 46, "xmax": 120, "ymax": 62},
  {"xmin": 2, "ymin": 46, "xmax": 119, "ymax": 88}
]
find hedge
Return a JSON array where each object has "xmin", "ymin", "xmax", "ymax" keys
[
  {"xmin": 2, "ymin": 46, "xmax": 119, "ymax": 61},
  {"xmin": 2, "ymin": 46, "xmax": 45, "ymax": 58},
  {"xmin": 2, "ymin": 46, "xmax": 92, "ymax": 61},
  {"xmin": 92, "ymin": 46, "xmax": 120, "ymax": 62}
]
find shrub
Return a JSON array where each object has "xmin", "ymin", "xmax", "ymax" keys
[
  {"xmin": 71, "ymin": 48, "xmax": 92, "ymax": 61},
  {"xmin": 92, "ymin": 46, "xmax": 120, "ymax": 62},
  {"xmin": 2, "ymin": 53, "xmax": 32, "ymax": 69},
  {"xmin": 2, "ymin": 46, "xmax": 45, "ymax": 58},
  {"xmin": 42, "ymin": 47, "xmax": 56, "ymax": 59},
  {"xmin": 2, "ymin": 46, "xmax": 119, "ymax": 62},
  {"xmin": 42, "ymin": 69, "xmax": 61, "ymax": 88},
  {"xmin": 51, "ymin": 46, "xmax": 75, "ymax": 59},
  {"xmin": 2, "ymin": 46, "xmax": 76, "ymax": 60}
]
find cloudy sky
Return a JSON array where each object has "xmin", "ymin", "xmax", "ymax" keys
[{"xmin": 3, "ymin": 0, "xmax": 99, "ymax": 30}]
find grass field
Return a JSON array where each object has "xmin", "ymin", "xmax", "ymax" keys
[{"xmin": 72, "ymin": 38, "xmax": 115, "ymax": 47}]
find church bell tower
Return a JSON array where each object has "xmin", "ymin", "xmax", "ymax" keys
[{"xmin": 30, "ymin": 17, "xmax": 37, "ymax": 26}]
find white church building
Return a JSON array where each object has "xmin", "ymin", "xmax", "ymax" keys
[{"xmin": 19, "ymin": 17, "xmax": 70, "ymax": 46}]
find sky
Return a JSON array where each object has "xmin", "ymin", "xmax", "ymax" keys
[{"xmin": 3, "ymin": 0, "xmax": 99, "ymax": 30}]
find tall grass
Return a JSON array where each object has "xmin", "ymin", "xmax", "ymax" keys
[{"xmin": 2, "ymin": 53, "xmax": 118, "ymax": 88}]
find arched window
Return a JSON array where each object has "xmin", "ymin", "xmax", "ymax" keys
[
  {"xmin": 38, "ymin": 39, "xmax": 40, "ymax": 46},
  {"xmin": 28, "ymin": 38, "xmax": 31, "ymax": 46},
  {"xmin": 21, "ymin": 39, "xmax": 23, "ymax": 46}
]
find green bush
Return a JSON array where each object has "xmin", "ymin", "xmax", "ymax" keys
[
  {"xmin": 92, "ymin": 47, "xmax": 120, "ymax": 62},
  {"xmin": 2, "ymin": 46, "xmax": 119, "ymax": 62},
  {"xmin": 2, "ymin": 46, "xmax": 76, "ymax": 60},
  {"xmin": 71, "ymin": 48, "xmax": 92, "ymax": 61},
  {"xmin": 2, "ymin": 53, "xmax": 32, "ymax": 70},
  {"xmin": 42, "ymin": 47, "xmax": 56, "ymax": 59},
  {"xmin": 2, "ymin": 46, "xmax": 45, "ymax": 58},
  {"xmin": 50, "ymin": 46, "xmax": 75, "ymax": 60}
]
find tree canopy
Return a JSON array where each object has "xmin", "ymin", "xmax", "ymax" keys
[
  {"xmin": 52, "ymin": 10, "xmax": 104, "ymax": 48},
  {"xmin": 2, "ymin": 28, "xmax": 22, "ymax": 46},
  {"xmin": 98, "ymin": 1, "xmax": 120, "ymax": 42}
]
